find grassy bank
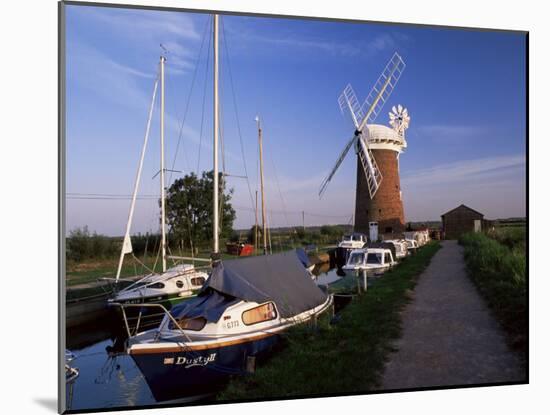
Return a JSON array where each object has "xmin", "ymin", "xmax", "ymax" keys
[
  {"xmin": 217, "ymin": 241, "xmax": 441, "ymax": 401},
  {"xmin": 459, "ymin": 231, "xmax": 526, "ymax": 355}
]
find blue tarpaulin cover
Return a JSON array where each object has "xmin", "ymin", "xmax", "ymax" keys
[
  {"xmin": 170, "ymin": 250, "xmax": 328, "ymax": 322},
  {"xmin": 295, "ymin": 248, "xmax": 312, "ymax": 268}
]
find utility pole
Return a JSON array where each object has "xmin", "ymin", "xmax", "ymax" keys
[
  {"xmin": 302, "ymin": 210, "xmax": 305, "ymax": 231},
  {"xmin": 256, "ymin": 116, "xmax": 267, "ymax": 255}
]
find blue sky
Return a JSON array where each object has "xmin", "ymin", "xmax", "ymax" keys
[{"xmin": 65, "ymin": 5, "xmax": 526, "ymax": 236}]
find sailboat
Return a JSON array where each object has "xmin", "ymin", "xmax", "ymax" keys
[
  {"xmin": 107, "ymin": 53, "xmax": 208, "ymax": 329},
  {"xmin": 121, "ymin": 15, "xmax": 333, "ymax": 402}
]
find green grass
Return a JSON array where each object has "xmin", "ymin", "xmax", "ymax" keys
[
  {"xmin": 459, "ymin": 232, "xmax": 527, "ymax": 355},
  {"xmin": 216, "ymin": 242, "xmax": 441, "ymax": 401}
]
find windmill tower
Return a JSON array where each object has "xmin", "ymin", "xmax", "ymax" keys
[{"xmin": 319, "ymin": 52, "xmax": 410, "ymax": 236}]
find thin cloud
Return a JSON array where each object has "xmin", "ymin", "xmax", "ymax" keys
[
  {"xmin": 416, "ymin": 124, "xmax": 488, "ymax": 140},
  {"xmin": 228, "ymin": 28, "xmax": 405, "ymax": 58},
  {"xmin": 69, "ymin": 6, "xmax": 204, "ymax": 73},
  {"xmin": 402, "ymin": 154, "xmax": 526, "ymax": 187}
]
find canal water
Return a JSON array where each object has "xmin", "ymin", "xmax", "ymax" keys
[{"xmin": 65, "ymin": 265, "xmax": 374, "ymax": 411}]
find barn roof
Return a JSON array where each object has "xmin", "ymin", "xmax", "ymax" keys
[{"xmin": 441, "ymin": 204, "xmax": 484, "ymax": 218}]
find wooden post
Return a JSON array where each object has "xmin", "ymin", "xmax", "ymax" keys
[
  {"xmin": 254, "ymin": 190, "xmax": 259, "ymax": 252},
  {"xmin": 246, "ymin": 356, "xmax": 256, "ymax": 374},
  {"xmin": 258, "ymin": 117, "xmax": 267, "ymax": 255}
]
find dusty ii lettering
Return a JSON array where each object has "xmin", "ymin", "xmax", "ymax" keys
[{"xmin": 174, "ymin": 353, "xmax": 217, "ymax": 368}]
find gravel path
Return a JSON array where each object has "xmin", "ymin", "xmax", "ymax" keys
[{"xmin": 378, "ymin": 240, "xmax": 525, "ymax": 390}]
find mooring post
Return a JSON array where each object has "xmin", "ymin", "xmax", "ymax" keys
[
  {"xmin": 362, "ymin": 269, "xmax": 368, "ymax": 293},
  {"xmin": 246, "ymin": 356, "xmax": 256, "ymax": 374}
]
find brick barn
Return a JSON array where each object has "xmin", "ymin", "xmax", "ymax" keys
[{"xmin": 441, "ymin": 204, "xmax": 484, "ymax": 240}]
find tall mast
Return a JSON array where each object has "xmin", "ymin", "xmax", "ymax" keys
[
  {"xmin": 257, "ymin": 116, "xmax": 267, "ymax": 255},
  {"xmin": 115, "ymin": 68, "xmax": 159, "ymax": 281},
  {"xmin": 160, "ymin": 54, "xmax": 167, "ymax": 272},
  {"xmin": 212, "ymin": 14, "xmax": 220, "ymax": 254}
]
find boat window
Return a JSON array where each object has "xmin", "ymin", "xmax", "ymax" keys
[
  {"xmin": 169, "ymin": 316, "xmax": 206, "ymax": 331},
  {"xmin": 147, "ymin": 282, "xmax": 165, "ymax": 289},
  {"xmin": 348, "ymin": 252, "xmax": 364, "ymax": 265},
  {"xmin": 242, "ymin": 303, "xmax": 277, "ymax": 325},
  {"xmin": 176, "ymin": 280, "xmax": 184, "ymax": 288},
  {"xmin": 343, "ymin": 235, "xmax": 352, "ymax": 241},
  {"xmin": 366, "ymin": 253, "xmax": 382, "ymax": 264},
  {"xmin": 385, "ymin": 253, "xmax": 392, "ymax": 264},
  {"xmin": 191, "ymin": 277, "xmax": 206, "ymax": 287}
]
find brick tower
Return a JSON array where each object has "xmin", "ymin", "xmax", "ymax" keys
[{"xmin": 353, "ymin": 122, "xmax": 408, "ymax": 236}]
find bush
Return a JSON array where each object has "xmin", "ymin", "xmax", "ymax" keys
[
  {"xmin": 459, "ymin": 232, "xmax": 526, "ymax": 353},
  {"xmin": 66, "ymin": 226, "xmax": 118, "ymax": 262}
]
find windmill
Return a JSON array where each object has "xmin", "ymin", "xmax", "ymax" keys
[{"xmin": 319, "ymin": 52, "xmax": 411, "ymax": 236}]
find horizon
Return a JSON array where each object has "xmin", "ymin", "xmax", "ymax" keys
[{"xmin": 65, "ymin": 5, "xmax": 527, "ymax": 237}]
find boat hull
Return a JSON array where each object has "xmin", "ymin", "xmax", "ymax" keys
[
  {"xmin": 129, "ymin": 334, "xmax": 279, "ymax": 401},
  {"xmin": 341, "ymin": 265, "xmax": 389, "ymax": 278}
]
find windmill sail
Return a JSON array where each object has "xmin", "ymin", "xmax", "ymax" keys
[
  {"xmin": 338, "ymin": 84, "xmax": 362, "ymax": 129},
  {"xmin": 359, "ymin": 52, "xmax": 406, "ymax": 130},
  {"xmin": 319, "ymin": 134, "xmax": 357, "ymax": 198},
  {"xmin": 357, "ymin": 135, "xmax": 383, "ymax": 198}
]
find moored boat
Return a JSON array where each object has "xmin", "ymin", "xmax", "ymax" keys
[
  {"xmin": 335, "ymin": 232, "xmax": 368, "ymax": 268},
  {"xmin": 342, "ymin": 247, "xmax": 396, "ymax": 277},
  {"xmin": 124, "ymin": 250, "xmax": 333, "ymax": 401},
  {"xmin": 108, "ymin": 265, "xmax": 208, "ymax": 329}
]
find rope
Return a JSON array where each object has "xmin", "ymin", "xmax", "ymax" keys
[
  {"xmin": 168, "ymin": 16, "xmax": 211, "ymax": 185},
  {"xmin": 221, "ymin": 19, "xmax": 256, "ymax": 216},
  {"xmin": 196, "ymin": 16, "xmax": 213, "ymax": 176}
]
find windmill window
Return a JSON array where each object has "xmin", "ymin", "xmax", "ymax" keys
[
  {"xmin": 169, "ymin": 317, "xmax": 206, "ymax": 331},
  {"xmin": 379, "ymin": 209, "xmax": 382, "ymax": 214},
  {"xmin": 191, "ymin": 277, "xmax": 206, "ymax": 287},
  {"xmin": 148, "ymin": 282, "xmax": 165, "ymax": 289},
  {"xmin": 242, "ymin": 302, "xmax": 277, "ymax": 325}
]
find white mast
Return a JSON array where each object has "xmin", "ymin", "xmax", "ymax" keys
[
  {"xmin": 115, "ymin": 68, "xmax": 159, "ymax": 281},
  {"xmin": 213, "ymin": 14, "xmax": 220, "ymax": 254},
  {"xmin": 160, "ymin": 54, "xmax": 167, "ymax": 272}
]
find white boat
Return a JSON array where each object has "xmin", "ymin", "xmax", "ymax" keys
[
  {"xmin": 342, "ymin": 248, "xmax": 396, "ymax": 277},
  {"xmin": 335, "ymin": 232, "xmax": 368, "ymax": 267},
  {"xmin": 107, "ymin": 50, "xmax": 209, "ymax": 324},
  {"xmin": 384, "ymin": 239, "xmax": 409, "ymax": 259},
  {"xmin": 338, "ymin": 232, "xmax": 368, "ymax": 250},
  {"xmin": 404, "ymin": 238, "xmax": 419, "ymax": 252},
  {"xmin": 108, "ymin": 265, "xmax": 207, "ymax": 326}
]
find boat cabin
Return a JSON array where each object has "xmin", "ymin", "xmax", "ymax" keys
[
  {"xmin": 338, "ymin": 232, "xmax": 368, "ymax": 249},
  {"xmin": 342, "ymin": 248, "xmax": 396, "ymax": 276}
]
